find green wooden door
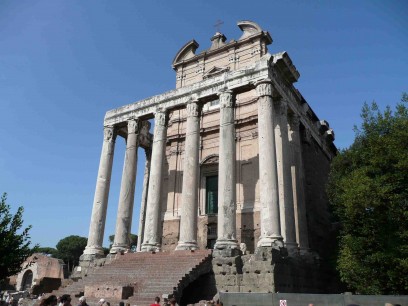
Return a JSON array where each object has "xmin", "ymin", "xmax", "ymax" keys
[{"xmin": 206, "ymin": 175, "xmax": 218, "ymax": 214}]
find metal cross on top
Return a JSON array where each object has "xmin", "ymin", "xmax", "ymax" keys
[{"xmin": 214, "ymin": 19, "xmax": 224, "ymax": 32}]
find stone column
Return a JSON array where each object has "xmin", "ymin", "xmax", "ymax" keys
[
  {"xmin": 274, "ymin": 99, "xmax": 298, "ymax": 252},
  {"xmin": 255, "ymin": 79, "xmax": 283, "ymax": 247},
  {"xmin": 288, "ymin": 114, "xmax": 310, "ymax": 252},
  {"xmin": 141, "ymin": 109, "xmax": 167, "ymax": 252},
  {"xmin": 177, "ymin": 99, "xmax": 201, "ymax": 250},
  {"xmin": 110, "ymin": 119, "xmax": 139, "ymax": 254},
  {"xmin": 136, "ymin": 148, "xmax": 151, "ymax": 252},
  {"xmin": 214, "ymin": 89, "xmax": 239, "ymax": 252},
  {"xmin": 82, "ymin": 126, "xmax": 116, "ymax": 259}
]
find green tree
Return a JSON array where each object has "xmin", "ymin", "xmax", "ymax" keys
[
  {"xmin": 0, "ymin": 193, "xmax": 35, "ymax": 287},
  {"xmin": 328, "ymin": 93, "xmax": 408, "ymax": 294},
  {"xmin": 56, "ymin": 235, "xmax": 87, "ymax": 272}
]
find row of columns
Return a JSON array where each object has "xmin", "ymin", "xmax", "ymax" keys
[{"xmin": 82, "ymin": 79, "xmax": 309, "ymax": 259}]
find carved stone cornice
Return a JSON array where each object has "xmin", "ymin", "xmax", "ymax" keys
[
  {"xmin": 218, "ymin": 90, "xmax": 234, "ymax": 108},
  {"xmin": 103, "ymin": 126, "xmax": 116, "ymax": 143}
]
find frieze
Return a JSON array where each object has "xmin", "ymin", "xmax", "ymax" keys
[{"xmin": 103, "ymin": 59, "xmax": 270, "ymax": 126}]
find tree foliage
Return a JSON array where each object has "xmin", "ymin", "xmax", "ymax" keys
[
  {"xmin": 0, "ymin": 193, "xmax": 34, "ymax": 286},
  {"xmin": 33, "ymin": 246, "xmax": 58, "ymax": 257},
  {"xmin": 56, "ymin": 235, "xmax": 87, "ymax": 272},
  {"xmin": 328, "ymin": 93, "xmax": 408, "ymax": 294}
]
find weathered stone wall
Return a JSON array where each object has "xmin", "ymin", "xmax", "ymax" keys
[
  {"xmin": 300, "ymin": 128, "xmax": 334, "ymax": 259},
  {"xmin": 14, "ymin": 253, "xmax": 64, "ymax": 292}
]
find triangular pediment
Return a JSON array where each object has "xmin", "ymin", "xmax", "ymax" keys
[{"xmin": 203, "ymin": 66, "xmax": 230, "ymax": 79}]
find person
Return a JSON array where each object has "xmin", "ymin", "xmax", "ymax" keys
[
  {"xmin": 97, "ymin": 299, "xmax": 105, "ymax": 306},
  {"xmin": 168, "ymin": 298, "xmax": 176, "ymax": 306},
  {"xmin": 60, "ymin": 295, "xmax": 71, "ymax": 306},
  {"xmin": 150, "ymin": 296, "xmax": 160, "ymax": 306},
  {"xmin": 39, "ymin": 295, "xmax": 58, "ymax": 306},
  {"xmin": 119, "ymin": 302, "xmax": 124, "ymax": 306},
  {"xmin": 77, "ymin": 297, "xmax": 88, "ymax": 306}
]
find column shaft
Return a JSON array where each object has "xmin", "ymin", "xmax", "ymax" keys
[
  {"xmin": 83, "ymin": 126, "xmax": 116, "ymax": 258},
  {"xmin": 256, "ymin": 80, "xmax": 283, "ymax": 247},
  {"xmin": 214, "ymin": 90, "xmax": 239, "ymax": 250},
  {"xmin": 136, "ymin": 148, "xmax": 151, "ymax": 252},
  {"xmin": 274, "ymin": 100, "xmax": 298, "ymax": 251},
  {"xmin": 177, "ymin": 100, "xmax": 201, "ymax": 250},
  {"xmin": 111, "ymin": 119, "xmax": 139, "ymax": 253},
  {"xmin": 141, "ymin": 109, "xmax": 167, "ymax": 252},
  {"xmin": 288, "ymin": 114, "xmax": 310, "ymax": 252}
]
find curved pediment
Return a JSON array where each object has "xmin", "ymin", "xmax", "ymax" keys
[
  {"xmin": 172, "ymin": 40, "xmax": 199, "ymax": 68},
  {"xmin": 200, "ymin": 154, "xmax": 219, "ymax": 165}
]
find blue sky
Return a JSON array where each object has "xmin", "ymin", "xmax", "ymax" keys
[{"xmin": 0, "ymin": 1, "xmax": 407, "ymax": 249}]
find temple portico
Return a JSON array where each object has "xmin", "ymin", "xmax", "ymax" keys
[{"xmin": 82, "ymin": 21, "xmax": 336, "ymax": 267}]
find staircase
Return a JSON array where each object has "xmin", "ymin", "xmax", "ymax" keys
[{"xmin": 52, "ymin": 250, "xmax": 212, "ymax": 306}]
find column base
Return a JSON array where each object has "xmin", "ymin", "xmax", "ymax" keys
[
  {"xmin": 141, "ymin": 243, "xmax": 161, "ymax": 252},
  {"xmin": 257, "ymin": 235, "xmax": 284, "ymax": 249},
  {"xmin": 110, "ymin": 243, "xmax": 129, "ymax": 254},
  {"xmin": 175, "ymin": 241, "xmax": 198, "ymax": 251},
  {"xmin": 285, "ymin": 242, "xmax": 300, "ymax": 256},
  {"xmin": 213, "ymin": 239, "xmax": 241, "ymax": 257},
  {"xmin": 81, "ymin": 245, "xmax": 106, "ymax": 261}
]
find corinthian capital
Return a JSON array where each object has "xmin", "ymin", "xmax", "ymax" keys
[
  {"xmin": 155, "ymin": 108, "xmax": 167, "ymax": 127},
  {"xmin": 127, "ymin": 119, "xmax": 139, "ymax": 134},
  {"xmin": 288, "ymin": 113, "xmax": 300, "ymax": 130},
  {"xmin": 255, "ymin": 79, "xmax": 273, "ymax": 97},
  {"xmin": 103, "ymin": 126, "xmax": 116, "ymax": 142},
  {"xmin": 218, "ymin": 90, "xmax": 234, "ymax": 108},
  {"xmin": 186, "ymin": 101, "xmax": 200, "ymax": 117}
]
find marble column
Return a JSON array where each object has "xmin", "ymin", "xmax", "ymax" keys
[
  {"xmin": 255, "ymin": 79, "xmax": 283, "ymax": 247},
  {"xmin": 141, "ymin": 109, "xmax": 167, "ymax": 252},
  {"xmin": 110, "ymin": 119, "xmax": 139, "ymax": 253},
  {"xmin": 136, "ymin": 148, "xmax": 151, "ymax": 252},
  {"xmin": 177, "ymin": 99, "xmax": 201, "ymax": 250},
  {"xmin": 288, "ymin": 114, "xmax": 310, "ymax": 252},
  {"xmin": 82, "ymin": 126, "xmax": 116, "ymax": 259},
  {"xmin": 214, "ymin": 89, "xmax": 239, "ymax": 251},
  {"xmin": 274, "ymin": 99, "xmax": 298, "ymax": 252}
]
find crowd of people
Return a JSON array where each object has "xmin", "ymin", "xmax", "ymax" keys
[
  {"xmin": 35, "ymin": 294, "xmax": 183, "ymax": 306},
  {"xmin": 1, "ymin": 292, "xmax": 222, "ymax": 306}
]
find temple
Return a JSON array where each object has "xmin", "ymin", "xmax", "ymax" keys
[{"xmin": 77, "ymin": 20, "xmax": 338, "ymax": 302}]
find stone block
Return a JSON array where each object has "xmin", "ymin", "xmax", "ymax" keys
[{"xmin": 84, "ymin": 284, "xmax": 134, "ymax": 299}]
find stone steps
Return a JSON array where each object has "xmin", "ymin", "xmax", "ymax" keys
[{"xmin": 51, "ymin": 250, "xmax": 212, "ymax": 305}]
